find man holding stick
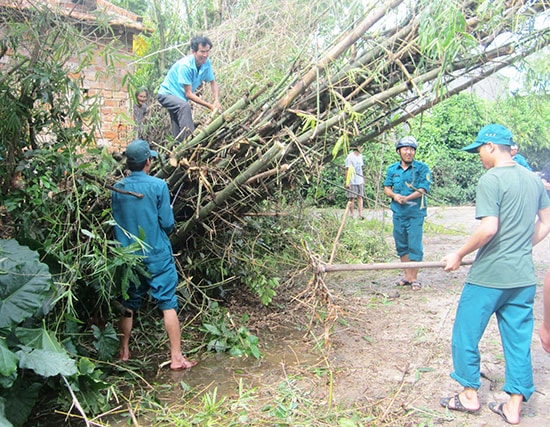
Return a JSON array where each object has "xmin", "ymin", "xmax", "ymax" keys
[
  {"xmin": 111, "ymin": 139, "xmax": 197, "ymax": 370},
  {"xmin": 441, "ymin": 124, "xmax": 550, "ymax": 424}
]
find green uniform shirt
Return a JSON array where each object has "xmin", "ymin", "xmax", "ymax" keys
[{"xmin": 467, "ymin": 165, "xmax": 550, "ymax": 288}]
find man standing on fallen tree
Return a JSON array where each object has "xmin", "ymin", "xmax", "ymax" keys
[
  {"xmin": 441, "ymin": 124, "xmax": 550, "ymax": 424},
  {"xmin": 157, "ymin": 35, "xmax": 222, "ymax": 141}
]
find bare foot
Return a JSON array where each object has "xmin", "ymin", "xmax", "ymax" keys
[
  {"xmin": 119, "ymin": 348, "xmax": 130, "ymax": 362},
  {"xmin": 170, "ymin": 356, "xmax": 197, "ymax": 370}
]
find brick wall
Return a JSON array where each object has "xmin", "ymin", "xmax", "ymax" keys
[{"xmin": 0, "ymin": 0, "xmax": 146, "ymax": 151}]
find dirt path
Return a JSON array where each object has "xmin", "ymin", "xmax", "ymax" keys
[
  {"xmin": 153, "ymin": 206, "xmax": 549, "ymax": 426},
  {"xmin": 324, "ymin": 206, "xmax": 550, "ymax": 426}
]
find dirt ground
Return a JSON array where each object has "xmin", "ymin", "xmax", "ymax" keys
[
  {"xmin": 155, "ymin": 206, "xmax": 549, "ymax": 427},
  {"xmin": 320, "ymin": 206, "xmax": 550, "ymax": 426}
]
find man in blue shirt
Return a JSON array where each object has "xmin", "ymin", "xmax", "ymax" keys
[
  {"xmin": 511, "ymin": 143, "xmax": 532, "ymax": 171},
  {"xmin": 383, "ymin": 136, "xmax": 431, "ymax": 290},
  {"xmin": 157, "ymin": 36, "xmax": 222, "ymax": 141},
  {"xmin": 112, "ymin": 139, "xmax": 196, "ymax": 370}
]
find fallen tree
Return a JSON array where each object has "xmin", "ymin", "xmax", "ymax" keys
[
  {"xmin": 145, "ymin": 0, "xmax": 550, "ymax": 257},
  {"xmin": 2, "ymin": 0, "xmax": 548, "ymax": 307},
  {"xmin": 1, "ymin": 1, "xmax": 549, "ymax": 423}
]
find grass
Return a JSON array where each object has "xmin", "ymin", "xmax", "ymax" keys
[{"xmin": 51, "ymin": 206, "xmax": 465, "ymax": 427}]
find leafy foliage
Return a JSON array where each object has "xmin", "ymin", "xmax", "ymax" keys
[
  {"xmin": 0, "ymin": 239, "xmax": 52, "ymax": 328},
  {"xmin": 200, "ymin": 302, "xmax": 261, "ymax": 359},
  {"xmin": 0, "ymin": 240, "xmax": 77, "ymax": 425},
  {"xmin": 492, "ymin": 94, "xmax": 550, "ymax": 170},
  {"xmin": 1, "ymin": 0, "xmax": 550, "ymax": 423}
]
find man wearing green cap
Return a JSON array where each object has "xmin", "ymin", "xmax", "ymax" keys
[
  {"xmin": 111, "ymin": 139, "xmax": 197, "ymax": 370},
  {"xmin": 440, "ymin": 124, "xmax": 550, "ymax": 424}
]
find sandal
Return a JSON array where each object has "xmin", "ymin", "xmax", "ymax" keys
[
  {"xmin": 488, "ymin": 402, "xmax": 519, "ymax": 425},
  {"xmin": 411, "ymin": 281, "xmax": 422, "ymax": 291},
  {"xmin": 395, "ymin": 279, "xmax": 411, "ymax": 287},
  {"xmin": 440, "ymin": 394, "xmax": 480, "ymax": 413}
]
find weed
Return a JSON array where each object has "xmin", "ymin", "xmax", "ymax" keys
[{"xmin": 199, "ymin": 301, "xmax": 261, "ymax": 359}]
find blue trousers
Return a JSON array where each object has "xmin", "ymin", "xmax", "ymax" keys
[
  {"xmin": 451, "ymin": 283, "xmax": 536, "ymax": 401},
  {"xmin": 392, "ymin": 215, "xmax": 424, "ymax": 261},
  {"xmin": 123, "ymin": 257, "xmax": 179, "ymax": 312}
]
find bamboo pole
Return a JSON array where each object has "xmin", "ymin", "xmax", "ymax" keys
[
  {"xmin": 356, "ymin": 34, "xmax": 550, "ymax": 143},
  {"xmin": 328, "ymin": 202, "xmax": 350, "ymax": 264},
  {"xmin": 251, "ymin": 0, "xmax": 405, "ymax": 132},
  {"xmin": 276, "ymin": 0, "xmax": 405, "ymax": 111},
  {"xmin": 318, "ymin": 259, "xmax": 474, "ymax": 274},
  {"xmin": 173, "ymin": 96, "xmax": 250, "ymax": 159},
  {"xmin": 172, "ymin": 141, "xmax": 287, "ymax": 240}
]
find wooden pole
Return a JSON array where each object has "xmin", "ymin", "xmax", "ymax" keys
[
  {"xmin": 318, "ymin": 259, "xmax": 474, "ymax": 273},
  {"xmin": 329, "ymin": 201, "xmax": 350, "ymax": 264}
]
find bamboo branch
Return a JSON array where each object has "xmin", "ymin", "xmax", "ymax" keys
[
  {"xmin": 61, "ymin": 375, "xmax": 91, "ymax": 427},
  {"xmin": 276, "ymin": 0, "xmax": 405, "ymax": 111},
  {"xmin": 81, "ymin": 172, "xmax": 144, "ymax": 199},
  {"xmin": 172, "ymin": 141, "xmax": 287, "ymax": 240},
  {"xmin": 174, "ymin": 96, "xmax": 250, "ymax": 159}
]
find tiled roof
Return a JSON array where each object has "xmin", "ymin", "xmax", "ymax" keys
[{"xmin": 0, "ymin": 0, "xmax": 147, "ymax": 33}]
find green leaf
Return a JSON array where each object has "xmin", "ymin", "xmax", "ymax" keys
[
  {"xmin": 249, "ymin": 345, "xmax": 261, "ymax": 360},
  {"xmin": 247, "ymin": 334, "xmax": 259, "ymax": 345},
  {"xmin": 202, "ymin": 323, "xmax": 222, "ymax": 336},
  {"xmin": 2, "ymin": 380, "xmax": 41, "ymax": 427},
  {"xmin": 15, "ymin": 327, "xmax": 64, "ymax": 353},
  {"xmin": 92, "ymin": 324, "xmax": 119, "ymax": 360},
  {"xmin": 0, "ymin": 339, "xmax": 18, "ymax": 377},
  {"xmin": 78, "ymin": 357, "xmax": 97, "ymax": 375},
  {"xmin": 208, "ymin": 339, "xmax": 227, "ymax": 353},
  {"xmin": 0, "ymin": 397, "xmax": 15, "ymax": 427},
  {"xmin": 0, "ymin": 240, "xmax": 52, "ymax": 328},
  {"xmin": 16, "ymin": 347, "xmax": 77, "ymax": 377},
  {"xmin": 229, "ymin": 347, "xmax": 244, "ymax": 357}
]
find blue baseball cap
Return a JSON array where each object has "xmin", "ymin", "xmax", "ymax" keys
[
  {"xmin": 462, "ymin": 124, "xmax": 513, "ymax": 153},
  {"xmin": 124, "ymin": 139, "xmax": 158, "ymax": 163}
]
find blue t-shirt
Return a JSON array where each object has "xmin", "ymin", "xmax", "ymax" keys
[
  {"xmin": 157, "ymin": 55, "xmax": 215, "ymax": 101},
  {"xmin": 384, "ymin": 160, "xmax": 431, "ymax": 218},
  {"xmin": 513, "ymin": 153, "xmax": 532, "ymax": 171},
  {"xmin": 111, "ymin": 171, "xmax": 174, "ymax": 263}
]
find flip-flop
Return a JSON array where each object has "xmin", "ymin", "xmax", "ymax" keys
[
  {"xmin": 440, "ymin": 394, "xmax": 480, "ymax": 413},
  {"xmin": 411, "ymin": 281, "xmax": 422, "ymax": 291},
  {"xmin": 395, "ymin": 279, "xmax": 411, "ymax": 286},
  {"xmin": 488, "ymin": 402, "xmax": 519, "ymax": 425}
]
